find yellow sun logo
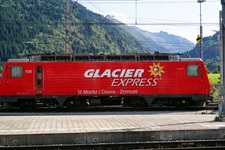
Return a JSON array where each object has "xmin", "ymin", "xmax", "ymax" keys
[{"xmin": 148, "ymin": 63, "xmax": 165, "ymax": 78}]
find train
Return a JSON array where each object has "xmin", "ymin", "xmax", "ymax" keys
[{"xmin": 0, "ymin": 53, "xmax": 212, "ymax": 109}]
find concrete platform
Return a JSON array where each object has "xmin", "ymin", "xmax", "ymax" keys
[{"xmin": 0, "ymin": 111, "xmax": 224, "ymax": 147}]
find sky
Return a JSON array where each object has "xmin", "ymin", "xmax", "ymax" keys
[{"xmin": 78, "ymin": 0, "xmax": 221, "ymax": 43}]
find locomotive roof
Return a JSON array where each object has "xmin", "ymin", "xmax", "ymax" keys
[
  {"xmin": 25, "ymin": 53, "xmax": 182, "ymax": 62},
  {"xmin": 7, "ymin": 53, "xmax": 202, "ymax": 62}
]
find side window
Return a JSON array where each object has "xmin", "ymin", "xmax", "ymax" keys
[
  {"xmin": 7, "ymin": 66, "xmax": 23, "ymax": 78},
  {"xmin": 36, "ymin": 66, "xmax": 42, "ymax": 88},
  {"xmin": 187, "ymin": 65, "xmax": 202, "ymax": 76}
]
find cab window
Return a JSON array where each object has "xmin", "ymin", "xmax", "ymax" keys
[
  {"xmin": 36, "ymin": 66, "xmax": 42, "ymax": 88},
  {"xmin": 187, "ymin": 65, "xmax": 202, "ymax": 76},
  {"xmin": 7, "ymin": 66, "xmax": 23, "ymax": 78}
]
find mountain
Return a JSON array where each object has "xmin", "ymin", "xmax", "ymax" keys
[
  {"xmin": 106, "ymin": 16, "xmax": 195, "ymax": 53},
  {"xmin": 120, "ymin": 26, "xmax": 169, "ymax": 53},
  {"xmin": 0, "ymin": 0, "xmax": 149, "ymax": 72},
  {"xmin": 130, "ymin": 27, "xmax": 195, "ymax": 53}
]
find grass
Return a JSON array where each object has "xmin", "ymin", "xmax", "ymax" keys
[
  {"xmin": 208, "ymin": 73, "xmax": 220, "ymax": 99},
  {"xmin": 208, "ymin": 73, "xmax": 220, "ymax": 85}
]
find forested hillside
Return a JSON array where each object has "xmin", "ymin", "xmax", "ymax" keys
[
  {"xmin": 182, "ymin": 32, "xmax": 220, "ymax": 72},
  {"xmin": 0, "ymin": 0, "xmax": 149, "ymax": 72}
]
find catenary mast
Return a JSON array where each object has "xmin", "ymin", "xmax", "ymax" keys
[
  {"xmin": 218, "ymin": 1, "xmax": 225, "ymax": 121},
  {"xmin": 65, "ymin": 0, "xmax": 71, "ymax": 53}
]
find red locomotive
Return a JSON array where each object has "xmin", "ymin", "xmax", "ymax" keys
[{"xmin": 0, "ymin": 53, "xmax": 211, "ymax": 109}]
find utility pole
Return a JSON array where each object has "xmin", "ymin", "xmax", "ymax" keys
[
  {"xmin": 197, "ymin": 0, "xmax": 206, "ymax": 60},
  {"xmin": 65, "ymin": 0, "xmax": 71, "ymax": 53},
  {"xmin": 135, "ymin": 0, "xmax": 137, "ymax": 25},
  {"xmin": 218, "ymin": 1, "xmax": 225, "ymax": 121}
]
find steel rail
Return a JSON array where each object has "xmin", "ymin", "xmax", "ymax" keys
[{"xmin": 1, "ymin": 139, "xmax": 225, "ymax": 150}]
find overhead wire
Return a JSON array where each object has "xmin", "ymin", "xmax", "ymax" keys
[
  {"xmin": 0, "ymin": 0, "xmax": 220, "ymax": 46},
  {"xmin": 78, "ymin": 0, "xmax": 219, "ymax": 4},
  {"xmin": 78, "ymin": 0, "xmax": 219, "ymax": 26},
  {"xmin": 1, "ymin": 0, "xmax": 219, "ymax": 26}
]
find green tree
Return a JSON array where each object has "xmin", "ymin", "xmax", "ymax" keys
[{"xmin": 213, "ymin": 68, "xmax": 219, "ymax": 74}]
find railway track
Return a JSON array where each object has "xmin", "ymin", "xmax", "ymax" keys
[
  {"xmin": 2, "ymin": 140, "xmax": 225, "ymax": 150},
  {"xmin": 0, "ymin": 105, "xmax": 218, "ymax": 112}
]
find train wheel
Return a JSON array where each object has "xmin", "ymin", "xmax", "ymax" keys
[
  {"xmin": 66, "ymin": 99, "xmax": 77, "ymax": 109},
  {"xmin": 1, "ymin": 103, "xmax": 13, "ymax": 109},
  {"xmin": 129, "ymin": 97, "xmax": 147, "ymax": 108},
  {"xmin": 175, "ymin": 99, "xmax": 190, "ymax": 108},
  {"xmin": 20, "ymin": 100, "xmax": 35, "ymax": 110},
  {"xmin": 66, "ymin": 98, "xmax": 87, "ymax": 109}
]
